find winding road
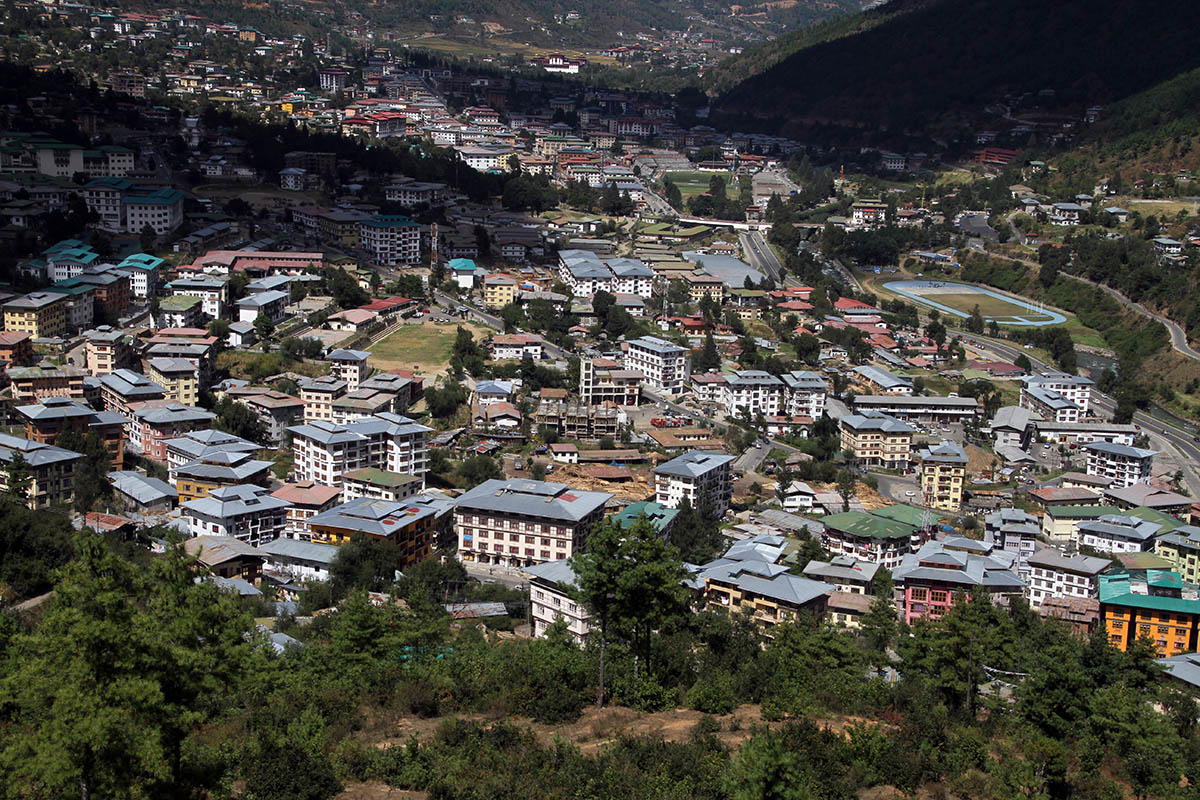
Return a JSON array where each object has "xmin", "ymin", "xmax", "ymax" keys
[{"xmin": 1057, "ymin": 271, "xmax": 1200, "ymax": 363}]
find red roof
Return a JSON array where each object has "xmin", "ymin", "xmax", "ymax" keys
[{"xmin": 834, "ymin": 297, "xmax": 873, "ymax": 311}]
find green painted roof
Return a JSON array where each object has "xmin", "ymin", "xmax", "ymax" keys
[
  {"xmin": 613, "ymin": 500, "xmax": 679, "ymax": 533},
  {"xmin": 870, "ymin": 504, "xmax": 933, "ymax": 528},
  {"xmin": 342, "ymin": 467, "xmax": 420, "ymax": 488},
  {"xmin": 159, "ymin": 295, "xmax": 202, "ymax": 311},
  {"xmin": 1100, "ymin": 572, "xmax": 1200, "ymax": 615},
  {"xmin": 822, "ymin": 510, "xmax": 915, "ymax": 540}
]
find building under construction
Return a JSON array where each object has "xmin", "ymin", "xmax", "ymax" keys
[{"xmin": 534, "ymin": 398, "xmax": 620, "ymax": 440}]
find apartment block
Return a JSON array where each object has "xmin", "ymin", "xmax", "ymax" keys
[
  {"xmin": 839, "ymin": 410, "xmax": 914, "ymax": 469},
  {"xmin": 1085, "ymin": 441, "xmax": 1156, "ymax": 489},
  {"xmin": 181, "ymin": 484, "xmax": 288, "ymax": 546},
  {"xmin": 918, "ymin": 440, "xmax": 967, "ymax": 512},
  {"xmin": 623, "ymin": 336, "xmax": 690, "ymax": 394},
  {"xmin": 455, "ymin": 478, "xmax": 611, "ymax": 568},
  {"xmin": 652, "ymin": 450, "xmax": 734, "ymax": 514},
  {"xmin": 1026, "ymin": 548, "xmax": 1112, "ymax": 610}
]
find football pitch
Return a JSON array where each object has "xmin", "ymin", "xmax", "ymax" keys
[{"xmin": 882, "ymin": 281, "xmax": 1066, "ymax": 326}]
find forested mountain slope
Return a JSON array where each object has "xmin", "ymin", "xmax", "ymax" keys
[{"xmin": 710, "ymin": 0, "xmax": 1200, "ymax": 141}]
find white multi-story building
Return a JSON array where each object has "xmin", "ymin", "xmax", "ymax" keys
[
  {"xmin": 167, "ymin": 276, "xmax": 226, "ymax": 319},
  {"xmin": 1021, "ymin": 385, "xmax": 1081, "ymax": 423},
  {"xmin": 623, "ymin": 335, "xmax": 690, "ymax": 395},
  {"xmin": 300, "ymin": 375, "xmax": 348, "ymax": 423},
  {"xmin": 1026, "ymin": 548, "xmax": 1112, "ymax": 609},
  {"xmin": 557, "ymin": 250, "xmax": 653, "ymax": 298},
  {"xmin": 525, "ymin": 560, "xmax": 591, "ymax": 645},
  {"xmin": 289, "ymin": 413, "xmax": 431, "ymax": 487},
  {"xmin": 181, "ymin": 484, "xmax": 289, "ymax": 546},
  {"xmin": 781, "ymin": 370, "xmax": 828, "ymax": 418},
  {"xmin": 1076, "ymin": 514, "xmax": 1164, "ymax": 554},
  {"xmin": 653, "ymin": 449, "xmax": 735, "ymax": 514},
  {"xmin": 1085, "ymin": 441, "xmax": 1155, "ymax": 488},
  {"xmin": 983, "ymin": 508, "xmax": 1040, "ymax": 579},
  {"xmin": 454, "ymin": 478, "xmax": 611, "ymax": 568},
  {"xmin": 325, "ymin": 349, "xmax": 371, "ymax": 391},
  {"xmin": 1022, "ymin": 372, "xmax": 1093, "ymax": 415},
  {"xmin": 359, "ymin": 216, "xmax": 421, "ymax": 266},
  {"xmin": 385, "ymin": 180, "xmax": 447, "ymax": 206},
  {"xmin": 124, "ymin": 188, "xmax": 185, "ymax": 235},
  {"xmin": 721, "ymin": 370, "xmax": 784, "ymax": 418}
]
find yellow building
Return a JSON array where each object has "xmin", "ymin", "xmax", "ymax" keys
[
  {"xmin": 482, "ymin": 274, "xmax": 518, "ymax": 309},
  {"xmin": 918, "ymin": 440, "xmax": 968, "ymax": 511},
  {"xmin": 1100, "ymin": 570, "xmax": 1200, "ymax": 657},
  {"xmin": 147, "ymin": 357, "xmax": 199, "ymax": 406},
  {"xmin": 1155, "ymin": 527, "xmax": 1200, "ymax": 585},
  {"xmin": 839, "ymin": 410, "xmax": 914, "ymax": 470},
  {"xmin": 173, "ymin": 457, "xmax": 272, "ymax": 504},
  {"xmin": 684, "ymin": 272, "xmax": 725, "ymax": 303},
  {"xmin": 4, "ymin": 292, "xmax": 66, "ymax": 338},
  {"xmin": 704, "ymin": 563, "xmax": 832, "ymax": 633},
  {"xmin": 307, "ymin": 496, "xmax": 442, "ymax": 568}
]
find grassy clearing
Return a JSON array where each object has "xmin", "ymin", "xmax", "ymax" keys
[
  {"xmin": 665, "ymin": 170, "xmax": 719, "ymax": 199},
  {"xmin": 924, "ymin": 292, "xmax": 1042, "ymax": 319},
  {"xmin": 367, "ymin": 321, "xmax": 492, "ymax": 374}
]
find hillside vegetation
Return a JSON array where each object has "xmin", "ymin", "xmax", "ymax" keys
[
  {"xmin": 711, "ymin": 0, "xmax": 1200, "ymax": 142},
  {"xmin": 706, "ymin": 0, "xmax": 924, "ymax": 97}
]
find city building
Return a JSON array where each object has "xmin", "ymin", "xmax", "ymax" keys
[
  {"xmin": 8, "ymin": 363, "xmax": 88, "ymax": 402},
  {"xmin": 289, "ymin": 413, "xmax": 431, "ymax": 487},
  {"xmin": 259, "ymin": 537, "xmax": 339, "ymax": 583},
  {"xmin": 839, "ymin": 410, "xmax": 914, "ymax": 469},
  {"xmin": 127, "ymin": 403, "xmax": 215, "ymax": 460},
  {"xmin": 1026, "ymin": 548, "xmax": 1112, "ymax": 610},
  {"xmin": 99, "ymin": 369, "xmax": 166, "ymax": 416},
  {"xmin": 983, "ymin": 508, "xmax": 1040, "ymax": 578},
  {"xmin": 721, "ymin": 370, "xmax": 784, "ymax": 418},
  {"xmin": 181, "ymin": 484, "xmax": 288, "ymax": 546},
  {"xmin": 893, "ymin": 539, "xmax": 1025, "ymax": 624},
  {"xmin": 1022, "ymin": 372, "xmax": 1094, "ymax": 415},
  {"xmin": 1155, "ymin": 526, "xmax": 1200, "ymax": 584},
  {"xmin": 4, "ymin": 292, "xmax": 66, "ymax": 338},
  {"xmin": 84, "ymin": 326, "xmax": 135, "ymax": 376},
  {"xmin": 0, "ymin": 331, "xmax": 33, "ymax": 367},
  {"xmin": 578, "ymin": 357, "xmax": 642, "ymax": 406},
  {"xmin": 1077, "ymin": 514, "xmax": 1166, "ymax": 554},
  {"xmin": 17, "ymin": 397, "xmax": 126, "ymax": 469},
  {"xmin": 0, "ymin": 432, "xmax": 81, "ymax": 509},
  {"xmin": 623, "ymin": 336, "xmax": 690, "ymax": 394},
  {"xmin": 853, "ymin": 365, "xmax": 913, "ymax": 395},
  {"xmin": 525, "ymin": 560, "xmax": 591, "ymax": 645},
  {"xmin": 340, "ymin": 467, "xmax": 422, "ymax": 503},
  {"xmin": 308, "ymin": 496, "xmax": 448, "ymax": 566},
  {"xmin": 918, "ymin": 440, "xmax": 968, "ymax": 511},
  {"xmin": 325, "ymin": 349, "xmax": 371, "ymax": 391},
  {"xmin": 146, "ymin": 357, "xmax": 199, "ymax": 406},
  {"xmin": 359, "ymin": 215, "xmax": 421, "ymax": 266},
  {"xmin": 270, "ymin": 481, "xmax": 344, "ymax": 540},
  {"xmin": 802, "ymin": 556, "xmax": 880, "ymax": 594},
  {"xmin": 780, "ymin": 370, "xmax": 828, "ymax": 418},
  {"xmin": 299, "ymin": 375, "xmax": 347, "ymax": 423},
  {"xmin": 1085, "ymin": 441, "xmax": 1156, "ymax": 488},
  {"xmin": 652, "ymin": 450, "xmax": 735, "ymax": 514},
  {"xmin": 1101, "ymin": 570, "xmax": 1200, "ymax": 656},
  {"xmin": 454, "ymin": 478, "xmax": 611, "ymax": 567},
  {"xmin": 820, "ymin": 508, "xmax": 927, "ymax": 570}
]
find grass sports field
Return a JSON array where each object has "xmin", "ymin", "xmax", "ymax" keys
[
  {"xmin": 367, "ymin": 321, "xmax": 491, "ymax": 374},
  {"xmin": 882, "ymin": 280, "xmax": 1066, "ymax": 326}
]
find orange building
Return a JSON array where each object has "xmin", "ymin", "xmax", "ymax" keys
[{"xmin": 1100, "ymin": 570, "xmax": 1200, "ymax": 657}]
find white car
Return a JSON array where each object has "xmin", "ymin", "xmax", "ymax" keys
[{"xmin": 905, "ymin": 490, "xmax": 917, "ymax": 498}]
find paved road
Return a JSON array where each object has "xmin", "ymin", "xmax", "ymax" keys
[
  {"xmin": 830, "ymin": 258, "xmax": 864, "ymax": 293},
  {"xmin": 1058, "ymin": 271, "xmax": 1200, "ymax": 363},
  {"xmin": 734, "ymin": 440, "xmax": 771, "ymax": 473},
  {"xmin": 874, "ymin": 472, "xmax": 922, "ymax": 504},
  {"xmin": 739, "ymin": 230, "xmax": 784, "ymax": 283}
]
